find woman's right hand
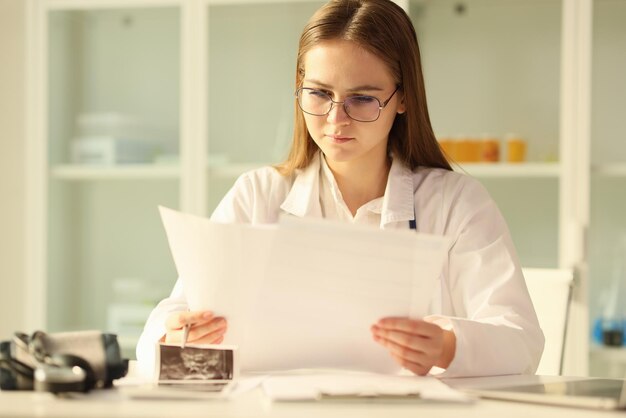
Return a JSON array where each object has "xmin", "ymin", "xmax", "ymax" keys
[{"xmin": 163, "ymin": 311, "xmax": 228, "ymax": 345}]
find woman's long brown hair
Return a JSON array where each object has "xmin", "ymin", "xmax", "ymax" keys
[{"xmin": 275, "ymin": 0, "xmax": 451, "ymax": 175}]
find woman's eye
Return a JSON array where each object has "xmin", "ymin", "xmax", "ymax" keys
[
  {"xmin": 350, "ymin": 96, "xmax": 376, "ymax": 105},
  {"xmin": 307, "ymin": 89, "xmax": 328, "ymax": 97}
]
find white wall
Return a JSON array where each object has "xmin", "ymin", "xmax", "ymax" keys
[{"xmin": 0, "ymin": 0, "xmax": 26, "ymax": 338}]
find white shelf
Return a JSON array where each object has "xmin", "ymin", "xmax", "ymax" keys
[
  {"xmin": 592, "ymin": 163, "xmax": 626, "ymax": 177},
  {"xmin": 51, "ymin": 162, "xmax": 560, "ymax": 180},
  {"xmin": 590, "ymin": 344, "xmax": 626, "ymax": 364},
  {"xmin": 50, "ymin": 162, "xmax": 271, "ymax": 181},
  {"xmin": 207, "ymin": 162, "xmax": 269, "ymax": 179},
  {"xmin": 452, "ymin": 162, "xmax": 561, "ymax": 178},
  {"xmin": 208, "ymin": 162, "xmax": 563, "ymax": 180},
  {"xmin": 50, "ymin": 162, "xmax": 566, "ymax": 181},
  {"xmin": 50, "ymin": 164, "xmax": 180, "ymax": 180}
]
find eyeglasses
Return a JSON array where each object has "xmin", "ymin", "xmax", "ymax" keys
[{"xmin": 295, "ymin": 85, "xmax": 400, "ymax": 122}]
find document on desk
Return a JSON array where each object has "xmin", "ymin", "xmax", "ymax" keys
[
  {"xmin": 261, "ymin": 370, "xmax": 472, "ymax": 402},
  {"xmin": 159, "ymin": 206, "xmax": 451, "ymax": 374}
]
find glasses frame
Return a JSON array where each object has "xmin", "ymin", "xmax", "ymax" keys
[{"xmin": 295, "ymin": 85, "xmax": 400, "ymax": 122}]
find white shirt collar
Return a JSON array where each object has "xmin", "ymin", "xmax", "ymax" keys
[
  {"xmin": 280, "ymin": 151, "xmax": 415, "ymax": 227},
  {"xmin": 319, "ymin": 155, "xmax": 383, "ymax": 221},
  {"xmin": 279, "ymin": 152, "xmax": 323, "ymax": 218},
  {"xmin": 380, "ymin": 154, "xmax": 415, "ymax": 226}
]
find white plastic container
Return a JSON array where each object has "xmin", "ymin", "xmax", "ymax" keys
[{"xmin": 71, "ymin": 136, "xmax": 155, "ymax": 165}]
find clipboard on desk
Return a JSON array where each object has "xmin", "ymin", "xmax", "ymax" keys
[
  {"xmin": 467, "ymin": 378, "xmax": 626, "ymax": 410},
  {"xmin": 260, "ymin": 370, "xmax": 473, "ymax": 403}
]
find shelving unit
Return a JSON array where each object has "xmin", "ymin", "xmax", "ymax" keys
[{"xmin": 454, "ymin": 162, "xmax": 561, "ymax": 178}]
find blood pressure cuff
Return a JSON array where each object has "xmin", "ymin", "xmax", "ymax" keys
[{"xmin": 0, "ymin": 330, "xmax": 128, "ymax": 393}]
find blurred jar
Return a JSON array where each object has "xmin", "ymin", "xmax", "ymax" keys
[
  {"xmin": 602, "ymin": 318, "xmax": 624, "ymax": 346},
  {"xmin": 481, "ymin": 137, "xmax": 500, "ymax": 163},
  {"xmin": 438, "ymin": 137, "xmax": 457, "ymax": 161},
  {"xmin": 601, "ymin": 234, "xmax": 626, "ymax": 347},
  {"xmin": 506, "ymin": 135, "xmax": 527, "ymax": 162},
  {"xmin": 457, "ymin": 137, "xmax": 481, "ymax": 163}
]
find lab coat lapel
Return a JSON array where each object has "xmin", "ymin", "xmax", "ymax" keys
[
  {"xmin": 279, "ymin": 153, "xmax": 323, "ymax": 218},
  {"xmin": 380, "ymin": 158, "xmax": 416, "ymax": 228}
]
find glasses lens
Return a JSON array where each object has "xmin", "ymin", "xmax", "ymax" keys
[
  {"xmin": 344, "ymin": 96, "xmax": 381, "ymax": 122},
  {"xmin": 298, "ymin": 89, "xmax": 332, "ymax": 116},
  {"xmin": 296, "ymin": 89, "xmax": 382, "ymax": 122}
]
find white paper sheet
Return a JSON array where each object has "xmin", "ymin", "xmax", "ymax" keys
[{"xmin": 159, "ymin": 206, "xmax": 450, "ymax": 374}]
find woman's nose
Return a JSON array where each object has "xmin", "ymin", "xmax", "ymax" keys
[{"xmin": 326, "ymin": 102, "xmax": 351, "ymax": 124}]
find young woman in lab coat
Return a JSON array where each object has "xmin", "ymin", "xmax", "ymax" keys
[{"xmin": 137, "ymin": 0, "xmax": 544, "ymax": 377}]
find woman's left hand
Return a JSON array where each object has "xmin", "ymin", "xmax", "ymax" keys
[{"xmin": 371, "ymin": 317, "xmax": 456, "ymax": 375}]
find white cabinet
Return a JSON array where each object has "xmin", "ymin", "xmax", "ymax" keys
[
  {"xmin": 410, "ymin": 0, "xmax": 564, "ymax": 268},
  {"xmin": 26, "ymin": 0, "xmax": 327, "ymax": 358},
  {"xmin": 588, "ymin": 0, "xmax": 626, "ymax": 377},
  {"xmin": 34, "ymin": 3, "xmax": 182, "ymax": 358},
  {"xmin": 25, "ymin": 0, "xmax": 621, "ymax": 372}
]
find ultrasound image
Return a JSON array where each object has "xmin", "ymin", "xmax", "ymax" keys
[{"xmin": 159, "ymin": 345, "xmax": 234, "ymax": 381}]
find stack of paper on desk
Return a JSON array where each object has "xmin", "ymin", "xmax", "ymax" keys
[
  {"xmin": 159, "ymin": 207, "xmax": 450, "ymax": 374},
  {"xmin": 261, "ymin": 370, "xmax": 472, "ymax": 402}
]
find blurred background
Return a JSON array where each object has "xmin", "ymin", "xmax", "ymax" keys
[{"xmin": 0, "ymin": 0, "xmax": 625, "ymax": 378}]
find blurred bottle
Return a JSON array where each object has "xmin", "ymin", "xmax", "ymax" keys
[
  {"xmin": 600, "ymin": 235, "xmax": 626, "ymax": 347},
  {"xmin": 506, "ymin": 134, "xmax": 527, "ymax": 163},
  {"xmin": 481, "ymin": 135, "xmax": 500, "ymax": 163},
  {"xmin": 456, "ymin": 136, "xmax": 481, "ymax": 163},
  {"xmin": 438, "ymin": 137, "xmax": 457, "ymax": 162}
]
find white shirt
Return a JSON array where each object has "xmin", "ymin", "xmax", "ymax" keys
[
  {"xmin": 319, "ymin": 155, "xmax": 384, "ymax": 223},
  {"xmin": 136, "ymin": 152, "xmax": 544, "ymax": 378}
]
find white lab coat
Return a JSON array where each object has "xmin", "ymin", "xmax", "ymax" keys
[{"xmin": 136, "ymin": 152, "xmax": 544, "ymax": 378}]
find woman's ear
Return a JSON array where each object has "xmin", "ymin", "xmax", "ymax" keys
[
  {"xmin": 397, "ymin": 101, "xmax": 406, "ymax": 115},
  {"xmin": 397, "ymin": 92, "xmax": 406, "ymax": 114}
]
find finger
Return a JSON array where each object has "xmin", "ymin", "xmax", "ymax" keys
[
  {"xmin": 164, "ymin": 329, "xmax": 184, "ymax": 344},
  {"xmin": 374, "ymin": 333, "xmax": 433, "ymax": 365},
  {"xmin": 188, "ymin": 328, "xmax": 227, "ymax": 345},
  {"xmin": 164, "ymin": 321, "xmax": 226, "ymax": 345},
  {"xmin": 371, "ymin": 326, "xmax": 429, "ymax": 352},
  {"xmin": 374, "ymin": 318, "xmax": 440, "ymax": 337},
  {"xmin": 187, "ymin": 317, "xmax": 227, "ymax": 342},
  {"xmin": 373, "ymin": 328, "xmax": 443, "ymax": 356},
  {"xmin": 165, "ymin": 310, "xmax": 213, "ymax": 330},
  {"xmin": 389, "ymin": 352, "xmax": 432, "ymax": 376},
  {"xmin": 372, "ymin": 328, "xmax": 419, "ymax": 351}
]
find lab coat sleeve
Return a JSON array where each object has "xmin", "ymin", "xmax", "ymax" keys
[
  {"xmin": 429, "ymin": 177, "xmax": 545, "ymax": 377},
  {"xmin": 135, "ymin": 279, "xmax": 187, "ymax": 378},
  {"xmin": 209, "ymin": 173, "xmax": 255, "ymax": 223}
]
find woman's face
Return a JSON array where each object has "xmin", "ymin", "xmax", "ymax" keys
[{"xmin": 301, "ymin": 39, "xmax": 405, "ymax": 168}]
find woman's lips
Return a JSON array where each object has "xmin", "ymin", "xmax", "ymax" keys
[{"xmin": 326, "ymin": 134, "xmax": 354, "ymax": 144}]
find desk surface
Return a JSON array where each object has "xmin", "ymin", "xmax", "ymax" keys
[{"xmin": 0, "ymin": 374, "xmax": 623, "ymax": 418}]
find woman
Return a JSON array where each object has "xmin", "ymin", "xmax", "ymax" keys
[{"xmin": 137, "ymin": 0, "xmax": 544, "ymax": 377}]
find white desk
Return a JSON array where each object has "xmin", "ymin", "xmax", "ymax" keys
[{"xmin": 0, "ymin": 374, "xmax": 623, "ymax": 418}]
